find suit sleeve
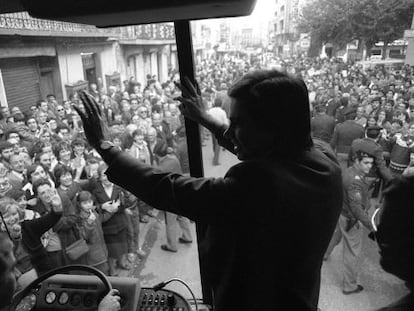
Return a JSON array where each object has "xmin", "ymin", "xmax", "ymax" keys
[
  {"xmin": 104, "ymin": 149, "xmax": 245, "ymax": 225},
  {"xmin": 25, "ymin": 210, "xmax": 62, "ymax": 239}
]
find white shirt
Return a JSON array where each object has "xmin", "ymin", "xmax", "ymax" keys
[{"xmin": 207, "ymin": 107, "xmax": 229, "ymax": 126}]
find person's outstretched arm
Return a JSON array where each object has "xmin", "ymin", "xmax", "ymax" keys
[{"xmin": 174, "ymin": 77, "xmax": 235, "ymax": 153}]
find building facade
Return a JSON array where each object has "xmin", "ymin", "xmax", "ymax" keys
[{"xmin": 0, "ymin": 12, "xmax": 176, "ymax": 111}]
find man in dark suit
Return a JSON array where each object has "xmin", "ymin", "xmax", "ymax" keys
[
  {"xmin": 311, "ymin": 103, "xmax": 336, "ymax": 143},
  {"xmin": 330, "ymin": 108, "xmax": 365, "ymax": 170},
  {"xmin": 75, "ymin": 70, "xmax": 342, "ymax": 311}
]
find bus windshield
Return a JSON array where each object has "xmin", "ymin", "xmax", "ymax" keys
[{"xmin": 0, "ymin": 0, "xmax": 412, "ymax": 310}]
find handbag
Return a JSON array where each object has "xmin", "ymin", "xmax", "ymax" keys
[{"xmin": 65, "ymin": 227, "xmax": 89, "ymax": 261}]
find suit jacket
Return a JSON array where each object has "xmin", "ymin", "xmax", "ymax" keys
[
  {"xmin": 311, "ymin": 114, "xmax": 336, "ymax": 143},
  {"xmin": 330, "ymin": 120, "xmax": 365, "ymax": 154},
  {"xmin": 89, "ymin": 179, "xmax": 128, "ymax": 236},
  {"xmin": 103, "ymin": 132, "xmax": 342, "ymax": 311}
]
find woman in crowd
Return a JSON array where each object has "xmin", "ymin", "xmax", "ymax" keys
[{"xmin": 90, "ymin": 163, "xmax": 129, "ymax": 276}]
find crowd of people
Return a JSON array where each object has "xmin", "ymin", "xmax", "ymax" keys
[{"xmin": 0, "ymin": 52, "xmax": 413, "ymax": 309}]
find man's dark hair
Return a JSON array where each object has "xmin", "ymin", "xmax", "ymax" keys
[
  {"xmin": 228, "ymin": 69, "xmax": 313, "ymax": 155},
  {"xmin": 32, "ymin": 178, "xmax": 52, "ymax": 197},
  {"xmin": 354, "ymin": 150, "xmax": 374, "ymax": 162},
  {"xmin": 4, "ymin": 130, "xmax": 19, "ymax": 141},
  {"xmin": 53, "ymin": 141, "xmax": 72, "ymax": 159},
  {"xmin": 71, "ymin": 138, "xmax": 85, "ymax": 148},
  {"xmin": 26, "ymin": 163, "xmax": 44, "ymax": 183},
  {"xmin": 0, "ymin": 141, "xmax": 13, "ymax": 153},
  {"xmin": 56, "ymin": 124, "xmax": 70, "ymax": 134},
  {"xmin": 13, "ymin": 113, "xmax": 26, "ymax": 123},
  {"xmin": 54, "ymin": 165, "xmax": 73, "ymax": 187}
]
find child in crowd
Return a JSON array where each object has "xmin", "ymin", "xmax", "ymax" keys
[{"xmin": 76, "ymin": 190, "xmax": 109, "ymax": 275}]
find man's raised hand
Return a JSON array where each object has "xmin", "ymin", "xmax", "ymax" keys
[{"xmin": 74, "ymin": 91, "xmax": 110, "ymax": 149}]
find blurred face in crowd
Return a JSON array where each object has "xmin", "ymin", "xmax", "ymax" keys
[
  {"xmin": 42, "ymin": 145, "xmax": 54, "ymax": 159},
  {"xmin": 114, "ymin": 114, "xmax": 122, "ymax": 122},
  {"xmin": 356, "ymin": 107, "xmax": 364, "ymax": 119},
  {"xmin": 147, "ymin": 128, "xmax": 157, "ymax": 144},
  {"xmin": 56, "ymin": 105, "xmax": 65, "ymax": 118},
  {"xmin": 391, "ymin": 122, "xmax": 402, "ymax": 135},
  {"xmin": 138, "ymin": 107, "xmax": 148, "ymax": 119},
  {"xmin": 409, "ymin": 124, "xmax": 414, "ymax": 137},
  {"xmin": 1, "ymin": 147, "xmax": 13, "ymax": 162},
  {"xmin": 58, "ymin": 128, "xmax": 70, "ymax": 142},
  {"xmin": 30, "ymin": 106, "xmax": 38, "ymax": 114},
  {"xmin": 1, "ymin": 204, "xmax": 21, "ymax": 239},
  {"xmin": 47, "ymin": 95, "xmax": 56, "ymax": 104},
  {"xmin": 80, "ymin": 199, "xmax": 94, "ymax": 212},
  {"xmin": 130, "ymin": 100, "xmax": 139, "ymax": 112},
  {"xmin": 73, "ymin": 144, "xmax": 85, "ymax": 156},
  {"xmin": 378, "ymin": 110, "xmax": 386, "ymax": 122},
  {"xmin": 112, "ymin": 137, "xmax": 122, "ymax": 148},
  {"xmin": 0, "ymin": 176, "xmax": 11, "ymax": 196},
  {"xmin": 355, "ymin": 156, "xmax": 374, "ymax": 175},
  {"xmin": 398, "ymin": 103, "xmax": 406, "ymax": 112},
  {"xmin": 384, "ymin": 102, "xmax": 393, "ymax": 112},
  {"xmin": 1, "ymin": 107, "xmax": 10, "ymax": 118},
  {"xmin": 9, "ymin": 154, "xmax": 24, "ymax": 173},
  {"xmin": 63, "ymin": 101, "xmax": 71, "ymax": 111},
  {"xmin": 39, "ymin": 153, "xmax": 51, "ymax": 170},
  {"xmin": 99, "ymin": 171, "xmax": 112, "ymax": 187},
  {"xmin": 133, "ymin": 133, "xmax": 144, "ymax": 145},
  {"xmin": 10, "ymin": 107, "xmax": 21, "ymax": 116},
  {"xmin": 40, "ymin": 101, "xmax": 48, "ymax": 112},
  {"xmin": 152, "ymin": 113, "xmax": 162, "ymax": 127},
  {"xmin": 27, "ymin": 118, "xmax": 38, "ymax": 132},
  {"xmin": 367, "ymin": 117, "xmax": 376, "ymax": 128},
  {"xmin": 59, "ymin": 172, "xmax": 73, "ymax": 188},
  {"xmin": 39, "ymin": 131, "xmax": 51, "ymax": 144},
  {"xmin": 15, "ymin": 195, "xmax": 27, "ymax": 211},
  {"xmin": 36, "ymin": 184, "xmax": 53, "ymax": 204},
  {"xmin": 58, "ymin": 149, "xmax": 71, "ymax": 163},
  {"xmin": 30, "ymin": 165, "xmax": 47, "ymax": 183},
  {"xmin": 37, "ymin": 112, "xmax": 47, "ymax": 125},
  {"xmin": 7, "ymin": 132, "xmax": 19, "ymax": 145},
  {"xmin": 49, "ymin": 119, "xmax": 57, "ymax": 131}
]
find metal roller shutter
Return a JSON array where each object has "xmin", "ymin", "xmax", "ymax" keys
[{"xmin": 0, "ymin": 58, "xmax": 42, "ymax": 113}]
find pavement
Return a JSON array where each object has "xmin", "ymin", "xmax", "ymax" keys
[{"xmin": 114, "ymin": 135, "xmax": 408, "ymax": 310}]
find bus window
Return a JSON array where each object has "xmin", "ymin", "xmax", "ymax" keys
[{"xmin": 0, "ymin": 0, "xmax": 411, "ymax": 310}]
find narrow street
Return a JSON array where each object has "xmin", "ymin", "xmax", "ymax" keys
[{"xmin": 116, "ymin": 136, "xmax": 408, "ymax": 310}]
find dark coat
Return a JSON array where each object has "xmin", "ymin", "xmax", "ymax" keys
[
  {"xmin": 103, "ymin": 134, "xmax": 342, "ymax": 311},
  {"xmin": 330, "ymin": 120, "xmax": 365, "ymax": 154},
  {"xmin": 89, "ymin": 179, "xmax": 128, "ymax": 236},
  {"xmin": 32, "ymin": 193, "xmax": 83, "ymax": 264},
  {"xmin": 311, "ymin": 114, "xmax": 336, "ymax": 143},
  {"xmin": 21, "ymin": 210, "xmax": 62, "ymax": 275}
]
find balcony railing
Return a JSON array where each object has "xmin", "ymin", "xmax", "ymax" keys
[
  {"xmin": 0, "ymin": 12, "xmax": 120, "ymax": 36},
  {"xmin": 0, "ymin": 12, "xmax": 175, "ymax": 41},
  {"xmin": 120, "ymin": 24, "xmax": 175, "ymax": 41}
]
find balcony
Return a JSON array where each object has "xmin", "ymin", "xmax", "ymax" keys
[
  {"xmin": 119, "ymin": 24, "xmax": 175, "ymax": 44},
  {"xmin": 0, "ymin": 12, "xmax": 175, "ymax": 42},
  {"xmin": 0, "ymin": 12, "xmax": 120, "ymax": 37}
]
